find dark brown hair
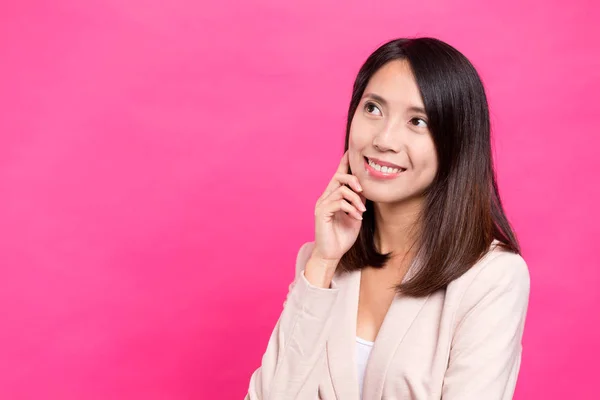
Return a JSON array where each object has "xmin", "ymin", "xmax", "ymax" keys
[{"xmin": 340, "ymin": 37, "xmax": 520, "ymax": 297}]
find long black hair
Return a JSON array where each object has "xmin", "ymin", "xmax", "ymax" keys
[{"xmin": 340, "ymin": 37, "xmax": 520, "ymax": 297}]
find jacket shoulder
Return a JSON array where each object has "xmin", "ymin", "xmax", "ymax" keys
[
  {"xmin": 447, "ymin": 244, "xmax": 531, "ymax": 316},
  {"xmin": 468, "ymin": 245, "xmax": 528, "ymax": 288}
]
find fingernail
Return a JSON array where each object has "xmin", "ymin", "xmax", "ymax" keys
[{"xmin": 360, "ymin": 204, "xmax": 367, "ymax": 211}]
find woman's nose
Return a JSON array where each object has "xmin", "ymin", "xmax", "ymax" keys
[{"xmin": 372, "ymin": 122, "xmax": 405, "ymax": 152}]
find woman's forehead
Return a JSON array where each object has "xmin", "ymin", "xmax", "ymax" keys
[{"xmin": 364, "ymin": 61, "xmax": 425, "ymax": 110}]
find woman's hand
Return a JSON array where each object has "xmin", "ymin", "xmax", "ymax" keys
[{"xmin": 312, "ymin": 151, "xmax": 366, "ymax": 265}]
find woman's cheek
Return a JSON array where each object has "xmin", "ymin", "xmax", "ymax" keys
[{"xmin": 349, "ymin": 120, "xmax": 369, "ymax": 148}]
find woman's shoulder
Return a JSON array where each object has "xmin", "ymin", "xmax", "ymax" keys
[
  {"xmin": 470, "ymin": 240, "xmax": 530, "ymax": 288},
  {"xmin": 447, "ymin": 240, "xmax": 531, "ymax": 314}
]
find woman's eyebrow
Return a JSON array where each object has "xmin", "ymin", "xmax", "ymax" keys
[
  {"xmin": 407, "ymin": 106, "xmax": 427, "ymax": 115},
  {"xmin": 362, "ymin": 92, "xmax": 389, "ymax": 107},
  {"xmin": 362, "ymin": 93, "xmax": 427, "ymax": 115}
]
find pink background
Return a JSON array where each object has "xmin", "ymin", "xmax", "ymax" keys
[{"xmin": 1, "ymin": 0, "xmax": 599, "ymax": 398}]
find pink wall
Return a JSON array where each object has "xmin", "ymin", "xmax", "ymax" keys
[{"xmin": 1, "ymin": 0, "xmax": 599, "ymax": 398}]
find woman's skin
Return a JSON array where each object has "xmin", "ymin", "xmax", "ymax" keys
[{"xmin": 307, "ymin": 60, "xmax": 439, "ymax": 341}]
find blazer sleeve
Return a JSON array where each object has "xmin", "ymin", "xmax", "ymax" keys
[
  {"xmin": 245, "ymin": 242, "xmax": 340, "ymax": 400},
  {"xmin": 442, "ymin": 252, "xmax": 531, "ymax": 400}
]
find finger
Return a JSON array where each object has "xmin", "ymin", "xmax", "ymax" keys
[
  {"xmin": 336, "ymin": 150, "xmax": 350, "ymax": 174},
  {"xmin": 324, "ymin": 198, "xmax": 363, "ymax": 220},
  {"xmin": 321, "ymin": 186, "xmax": 365, "ymax": 220},
  {"xmin": 319, "ymin": 173, "xmax": 362, "ymax": 203},
  {"xmin": 327, "ymin": 186, "xmax": 366, "ymax": 213},
  {"xmin": 336, "ymin": 173, "xmax": 363, "ymax": 193},
  {"xmin": 358, "ymin": 192, "xmax": 366, "ymax": 206},
  {"xmin": 319, "ymin": 152, "xmax": 351, "ymax": 199}
]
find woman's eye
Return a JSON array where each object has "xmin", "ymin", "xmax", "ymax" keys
[
  {"xmin": 410, "ymin": 117, "xmax": 428, "ymax": 128},
  {"xmin": 364, "ymin": 102, "xmax": 382, "ymax": 116}
]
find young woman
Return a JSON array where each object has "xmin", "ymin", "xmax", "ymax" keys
[{"xmin": 246, "ymin": 37, "xmax": 530, "ymax": 400}]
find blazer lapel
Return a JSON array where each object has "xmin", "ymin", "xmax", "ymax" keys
[
  {"xmin": 326, "ymin": 269, "xmax": 362, "ymax": 400},
  {"xmin": 325, "ymin": 266, "xmax": 431, "ymax": 399},
  {"xmin": 362, "ymin": 290, "xmax": 430, "ymax": 399}
]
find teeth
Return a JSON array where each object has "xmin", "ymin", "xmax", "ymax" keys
[{"xmin": 368, "ymin": 158, "xmax": 402, "ymax": 174}]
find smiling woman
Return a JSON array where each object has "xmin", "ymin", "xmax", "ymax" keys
[{"xmin": 246, "ymin": 37, "xmax": 530, "ymax": 400}]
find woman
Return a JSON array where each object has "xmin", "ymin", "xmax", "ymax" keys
[{"xmin": 246, "ymin": 37, "xmax": 530, "ymax": 400}]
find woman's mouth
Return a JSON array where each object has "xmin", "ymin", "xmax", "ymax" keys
[{"xmin": 364, "ymin": 157, "xmax": 406, "ymax": 179}]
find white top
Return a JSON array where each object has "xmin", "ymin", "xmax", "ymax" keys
[{"xmin": 356, "ymin": 336, "xmax": 374, "ymax": 398}]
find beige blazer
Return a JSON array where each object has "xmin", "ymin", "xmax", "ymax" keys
[{"xmin": 246, "ymin": 240, "xmax": 530, "ymax": 399}]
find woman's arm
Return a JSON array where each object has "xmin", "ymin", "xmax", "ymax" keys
[
  {"xmin": 245, "ymin": 242, "xmax": 339, "ymax": 400},
  {"xmin": 442, "ymin": 252, "xmax": 531, "ymax": 400}
]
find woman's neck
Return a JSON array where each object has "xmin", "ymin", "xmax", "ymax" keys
[{"xmin": 373, "ymin": 197, "xmax": 423, "ymax": 260}]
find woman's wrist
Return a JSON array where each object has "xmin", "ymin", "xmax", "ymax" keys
[{"xmin": 304, "ymin": 255, "xmax": 339, "ymax": 288}]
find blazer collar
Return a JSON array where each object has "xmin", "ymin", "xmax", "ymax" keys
[{"xmin": 326, "ymin": 268, "xmax": 430, "ymax": 399}]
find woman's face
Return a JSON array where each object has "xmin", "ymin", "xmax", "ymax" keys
[{"xmin": 348, "ymin": 60, "xmax": 438, "ymax": 205}]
